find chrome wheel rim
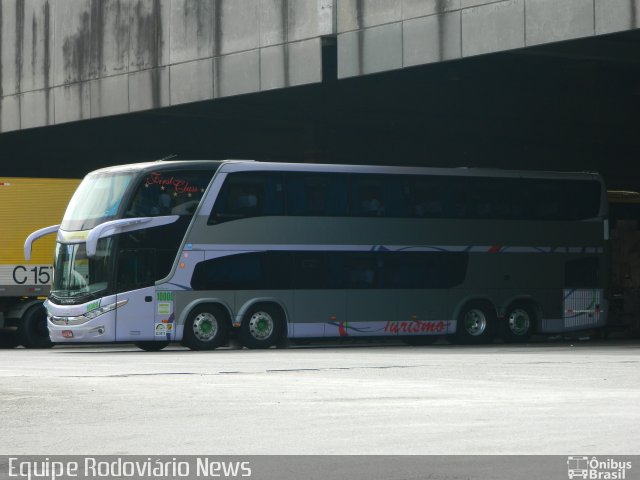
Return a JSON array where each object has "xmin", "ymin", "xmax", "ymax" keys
[
  {"xmin": 463, "ymin": 308, "xmax": 487, "ymax": 336},
  {"xmin": 192, "ymin": 312, "xmax": 218, "ymax": 342},
  {"xmin": 249, "ymin": 311, "xmax": 274, "ymax": 340},
  {"xmin": 508, "ymin": 308, "xmax": 530, "ymax": 336}
]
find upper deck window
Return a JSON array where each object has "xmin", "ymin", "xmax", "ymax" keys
[
  {"xmin": 207, "ymin": 171, "xmax": 602, "ymax": 224},
  {"xmin": 209, "ymin": 173, "xmax": 284, "ymax": 224},
  {"xmin": 125, "ymin": 170, "xmax": 213, "ymax": 218}
]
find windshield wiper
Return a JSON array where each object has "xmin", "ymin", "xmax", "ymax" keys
[
  {"xmin": 50, "ymin": 290, "xmax": 70, "ymax": 298},
  {"xmin": 70, "ymin": 290, "xmax": 90, "ymax": 297}
]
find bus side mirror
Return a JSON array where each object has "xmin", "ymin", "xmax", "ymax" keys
[
  {"xmin": 24, "ymin": 225, "xmax": 60, "ymax": 261},
  {"xmin": 86, "ymin": 215, "xmax": 180, "ymax": 257}
]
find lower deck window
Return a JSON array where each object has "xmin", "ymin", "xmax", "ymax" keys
[{"xmin": 190, "ymin": 251, "xmax": 468, "ymax": 290}]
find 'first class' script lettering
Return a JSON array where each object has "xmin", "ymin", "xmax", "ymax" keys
[{"xmin": 147, "ymin": 173, "xmax": 200, "ymax": 194}]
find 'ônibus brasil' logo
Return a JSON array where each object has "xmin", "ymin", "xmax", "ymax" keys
[{"xmin": 567, "ymin": 456, "xmax": 632, "ymax": 479}]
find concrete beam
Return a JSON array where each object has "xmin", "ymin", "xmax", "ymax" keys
[
  {"xmin": 1, "ymin": 0, "xmax": 639, "ymax": 132},
  {"xmin": 0, "ymin": 0, "xmax": 333, "ymax": 133}
]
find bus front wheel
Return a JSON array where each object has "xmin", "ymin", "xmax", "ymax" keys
[
  {"xmin": 503, "ymin": 303, "xmax": 536, "ymax": 343},
  {"xmin": 455, "ymin": 301, "xmax": 496, "ymax": 344},
  {"xmin": 182, "ymin": 304, "xmax": 230, "ymax": 351},
  {"xmin": 240, "ymin": 304, "xmax": 284, "ymax": 349}
]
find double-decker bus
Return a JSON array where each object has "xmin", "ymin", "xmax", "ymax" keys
[{"xmin": 25, "ymin": 160, "xmax": 608, "ymax": 351}]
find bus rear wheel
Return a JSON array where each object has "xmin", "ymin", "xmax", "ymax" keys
[
  {"xmin": 18, "ymin": 304, "xmax": 53, "ymax": 349},
  {"xmin": 240, "ymin": 304, "xmax": 284, "ymax": 349},
  {"xmin": 455, "ymin": 301, "xmax": 496, "ymax": 344},
  {"xmin": 503, "ymin": 304, "xmax": 536, "ymax": 343},
  {"xmin": 182, "ymin": 304, "xmax": 229, "ymax": 351}
]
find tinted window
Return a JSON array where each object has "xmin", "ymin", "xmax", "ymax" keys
[
  {"xmin": 504, "ymin": 178, "xmax": 601, "ymax": 221},
  {"xmin": 383, "ymin": 252, "xmax": 468, "ymax": 289},
  {"xmin": 115, "ymin": 248, "xmax": 157, "ymax": 291},
  {"xmin": 127, "ymin": 170, "xmax": 213, "ymax": 217},
  {"xmin": 111, "ymin": 169, "xmax": 211, "ymax": 291},
  {"xmin": 116, "ymin": 216, "xmax": 193, "ymax": 284},
  {"xmin": 209, "ymin": 173, "xmax": 284, "ymax": 224},
  {"xmin": 409, "ymin": 178, "xmax": 448, "ymax": 218},
  {"xmin": 409, "ymin": 176, "xmax": 601, "ymax": 221},
  {"xmin": 206, "ymin": 171, "xmax": 601, "ymax": 223},
  {"xmin": 192, "ymin": 253, "xmax": 262, "ymax": 290},
  {"xmin": 351, "ymin": 177, "xmax": 386, "ymax": 217},
  {"xmin": 285, "ymin": 174, "xmax": 348, "ymax": 216},
  {"xmin": 465, "ymin": 179, "xmax": 511, "ymax": 219},
  {"xmin": 293, "ymin": 253, "xmax": 325, "ymax": 289},
  {"xmin": 191, "ymin": 251, "xmax": 468, "ymax": 290},
  {"xmin": 191, "ymin": 252, "xmax": 291, "ymax": 290}
]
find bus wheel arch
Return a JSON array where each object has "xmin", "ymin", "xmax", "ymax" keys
[
  {"xmin": 239, "ymin": 301, "xmax": 287, "ymax": 349},
  {"xmin": 454, "ymin": 298, "xmax": 497, "ymax": 344},
  {"xmin": 502, "ymin": 299, "xmax": 539, "ymax": 343},
  {"xmin": 181, "ymin": 302, "xmax": 231, "ymax": 351}
]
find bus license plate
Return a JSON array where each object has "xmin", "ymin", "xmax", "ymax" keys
[{"xmin": 62, "ymin": 330, "xmax": 73, "ymax": 338}]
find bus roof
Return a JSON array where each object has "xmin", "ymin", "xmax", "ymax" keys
[
  {"xmin": 89, "ymin": 159, "xmax": 602, "ymax": 182},
  {"xmin": 89, "ymin": 160, "xmax": 226, "ymax": 175},
  {"xmin": 220, "ymin": 161, "xmax": 602, "ymax": 182}
]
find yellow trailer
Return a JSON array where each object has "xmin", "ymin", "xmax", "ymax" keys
[{"xmin": 0, "ymin": 177, "xmax": 80, "ymax": 348}]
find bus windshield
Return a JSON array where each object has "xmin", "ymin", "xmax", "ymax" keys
[
  {"xmin": 51, "ymin": 239, "xmax": 112, "ymax": 300},
  {"xmin": 61, "ymin": 172, "xmax": 135, "ymax": 231}
]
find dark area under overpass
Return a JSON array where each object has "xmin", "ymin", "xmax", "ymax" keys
[{"xmin": 1, "ymin": 29, "xmax": 639, "ymax": 190}]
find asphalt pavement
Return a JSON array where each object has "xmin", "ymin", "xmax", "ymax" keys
[{"xmin": 1, "ymin": 340, "xmax": 639, "ymax": 455}]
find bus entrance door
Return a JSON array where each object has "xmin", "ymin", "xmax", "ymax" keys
[
  {"xmin": 114, "ymin": 248, "xmax": 158, "ymax": 341},
  {"xmin": 115, "ymin": 286, "xmax": 156, "ymax": 341}
]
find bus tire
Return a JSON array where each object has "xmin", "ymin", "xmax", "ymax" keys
[
  {"xmin": 18, "ymin": 304, "xmax": 53, "ymax": 349},
  {"xmin": 402, "ymin": 336, "xmax": 439, "ymax": 346},
  {"xmin": 135, "ymin": 341, "xmax": 169, "ymax": 352},
  {"xmin": 503, "ymin": 303, "xmax": 536, "ymax": 343},
  {"xmin": 240, "ymin": 304, "xmax": 283, "ymax": 349},
  {"xmin": 455, "ymin": 301, "xmax": 496, "ymax": 344},
  {"xmin": 182, "ymin": 304, "xmax": 229, "ymax": 351}
]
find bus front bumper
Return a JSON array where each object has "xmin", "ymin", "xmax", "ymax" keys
[
  {"xmin": 45, "ymin": 297, "xmax": 122, "ymax": 342},
  {"xmin": 47, "ymin": 310, "xmax": 116, "ymax": 342}
]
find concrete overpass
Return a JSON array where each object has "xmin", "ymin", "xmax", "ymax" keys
[{"xmin": 0, "ymin": 0, "xmax": 639, "ymax": 188}]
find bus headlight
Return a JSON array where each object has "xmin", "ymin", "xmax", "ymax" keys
[{"xmin": 50, "ymin": 299, "xmax": 129, "ymax": 326}]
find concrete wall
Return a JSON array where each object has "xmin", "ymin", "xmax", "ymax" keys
[
  {"xmin": 0, "ymin": 0, "xmax": 333, "ymax": 133},
  {"xmin": 337, "ymin": 0, "xmax": 640, "ymax": 77},
  {"xmin": 1, "ymin": 0, "xmax": 639, "ymax": 133}
]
